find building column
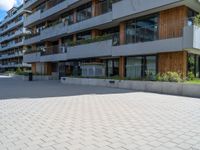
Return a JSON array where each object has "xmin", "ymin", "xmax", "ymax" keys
[
  {"xmin": 119, "ymin": 56, "xmax": 125, "ymax": 79},
  {"xmin": 119, "ymin": 22, "xmax": 126, "ymax": 45},
  {"xmin": 73, "ymin": 9, "xmax": 77, "ymax": 23},
  {"xmin": 58, "ymin": 39, "xmax": 62, "ymax": 46},
  {"xmin": 32, "ymin": 63, "xmax": 36, "ymax": 74},
  {"xmin": 92, "ymin": 29, "xmax": 100, "ymax": 39},
  {"xmin": 44, "ymin": 62, "xmax": 52, "ymax": 75},
  {"xmin": 92, "ymin": 0, "xmax": 97, "ymax": 17},
  {"xmin": 73, "ymin": 34, "xmax": 77, "ymax": 42}
]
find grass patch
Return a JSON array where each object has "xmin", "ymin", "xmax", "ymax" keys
[{"xmin": 186, "ymin": 78, "xmax": 200, "ymax": 84}]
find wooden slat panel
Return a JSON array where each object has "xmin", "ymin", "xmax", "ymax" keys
[
  {"xmin": 159, "ymin": 6, "xmax": 188, "ymax": 39},
  {"xmin": 158, "ymin": 51, "xmax": 187, "ymax": 77}
]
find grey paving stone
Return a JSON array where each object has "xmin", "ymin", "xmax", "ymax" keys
[{"xmin": 0, "ymin": 76, "xmax": 200, "ymax": 150}]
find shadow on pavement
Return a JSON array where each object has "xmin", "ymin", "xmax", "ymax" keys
[{"xmin": 0, "ymin": 76, "xmax": 134, "ymax": 100}]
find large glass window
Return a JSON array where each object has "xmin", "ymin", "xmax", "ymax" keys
[
  {"xmin": 188, "ymin": 54, "xmax": 200, "ymax": 78},
  {"xmin": 187, "ymin": 9, "xmax": 198, "ymax": 26},
  {"xmin": 126, "ymin": 57, "xmax": 142, "ymax": 79},
  {"xmin": 146, "ymin": 56, "xmax": 157, "ymax": 79},
  {"xmin": 77, "ymin": 3, "xmax": 92, "ymax": 22},
  {"xmin": 62, "ymin": 11, "xmax": 74, "ymax": 25},
  {"xmin": 126, "ymin": 56, "xmax": 157, "ymax": 79},
  {"xmin": 106, "ymin": 59, "xmax": 119, "ymax": 77},
  {"xmin": 126, "ymin": 14, "xmax": 158, "ymax": 44}
]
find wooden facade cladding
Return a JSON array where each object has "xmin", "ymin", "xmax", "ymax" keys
[
  {"xmin": 44, "ymin": 62, "xmax": 52, "ymax": 75},
  {"xmin": 119, "ymin": 56, "xmax": 125, "ymax": 79},
  {"xmin": 158, "ymin": 51, "xmax": 187, "ymax": 77},
  {"xmin": 32, "ymin": 63, "xmax": 36, "ymax": 74},
  {"xmin": 159, "ymin": 6, "xmax": 188, "ymax": 39}
]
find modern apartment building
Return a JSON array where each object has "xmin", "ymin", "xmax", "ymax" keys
[
  {"xmin": 23, "ymin": 0, "xmax": 200, "ymax": 79},
  {"xmin": 0, "ymin": 5, "xmax": 31, "ymax": 72}
]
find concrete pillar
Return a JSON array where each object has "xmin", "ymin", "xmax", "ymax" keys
[
  {"xmin": 119, "ymin": 22, "xmax": 126, "ymax": 45},
  {"xmin": 92, "ymin": 0, "xmax": 97, "ymax": 17},
  {"xmin": 119, "ymin": 56, "xmax": 125, "ymax": 79}
]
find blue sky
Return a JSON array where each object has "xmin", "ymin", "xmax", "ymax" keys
[{"xmin": 0, "ymin": 0, "xmax": 23, "ymax": 21}]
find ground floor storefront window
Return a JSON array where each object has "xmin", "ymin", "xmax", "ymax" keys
[
  {"xmin": 126, "ymin": 55, "xmax": 157, "ymax": 80},
  {"xmin": 104, "ymin": 59, "xmax": 119, "ymax": 77},
  {"xmin": 188, "ymin": 54, "xmax": 200, "ymax": 78}
]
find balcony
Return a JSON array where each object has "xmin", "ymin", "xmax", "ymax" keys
[
  {"xmin": 24, "ymin": 12, "xmax": 112, "ymax": 44},
  {"xmin": 40, "ymin": 22, "xmax": 68, "ymax": 40},
  {"xmin": 24, "ymin": 0, "xmax": 79, "ymax": 27},
  {"xmin": 24, "ymin": 35, "xmax": 113, "ymax": 63},
  {"xmin": 24, "ymin": 10, "xmax": 41, "ymax": 27},
  {"xmin": 0, "ymin": 7, "xmax": 23, "ymax": 26},
  {"xmin": 24, "ymin": 0, "xmax": 38, "ymax": 9},
  {"xmin": 183, "ymin": 25, "xmax": 200, "ymax": 50},
  {"xmin": 0, "ymin": 52, "xmax": 23, "ymax": 60},
  {"xmin": 24, "ymin": 33, "xmax": 41, "ymax": 45},
  {"xmin": 40, "ymin": 46, "xmax": 68, "ymax": 62},
  {"xmin": 68, "ymin": 12, "xmax": 112, "ymax": 33},
  {"xmin": 0, "ymin": 63, "xmax": 31, "ymax": 68},
  {"xmin": 67, "ymin": 39, "xmax": 112, "ymax": 60},
  {"xmin": 0, "ymin": 41, "xmax": 24, "ymax": 51},
  {"xmin": 112, "ymin": 24, "xmax": 200, "ymax": 57},
  {"xmin": 0, "ymin": 19, "xmax": 23, "ymax": 34},
  {"xmin": 0, "ymin": 29, "xmax": 25, "ymax": 43},
  {"xmin": 23, "ymin": 51, "xmax": 41, "ymax": 63},
  {"xmin": 112, "ymin": 0, "xmax": 181, "ymax": 20}
]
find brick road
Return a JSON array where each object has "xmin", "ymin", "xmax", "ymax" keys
[{"xmin": 0, "ymin": 76, "xmax": 200, "ymax": 150}]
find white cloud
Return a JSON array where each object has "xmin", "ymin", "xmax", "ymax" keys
[{"xmin": 0, "ymin": 0, "xmax": 23, "ymax": 11}]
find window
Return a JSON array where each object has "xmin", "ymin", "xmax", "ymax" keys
[
  {"xmin": 62, "ymin": 11, "xmax": 74, "ymax": 25},
  {"xmin": 106, "ymin": 59, "xmax": 119, "ymax": 77},
  {"xmin": 126, "ymin": 57, "xmax": 142, "ymax": 79},
  {"xmin": 146, "ymin": 56, "xmax": 157, "ymax": 78},
  {"xmin": 126, "ymin": 56, "xmax": 157, "ymax": 79},
  {"xmin": 77, "ymin": 3, "xmax": 92, "ymax": 22},
  {"xmin": 77, "ymin": 31, "xmax": 92, "ymax": 41},
  {"xmin": 96, "ymin": 0, "xmax": 112, "ymax": 15},
  {"xmin": 126, "ymin": 14, "xmax": 158, "ymax": 44},
  {"xmin": 188, "ymin": 54, "xmax": 200, "ymax": 78},
  {"xmin": 188, "ymin": 9, "xmax": 198, "ymax": 26}
]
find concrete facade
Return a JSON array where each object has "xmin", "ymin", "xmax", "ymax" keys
[
  {"xmin": 22, "ymin": 0, "xmax": 200, "ymax": 77},
  {"xmin": 0, "ymin": 5, "xmax": 31, "ymax": 72}
]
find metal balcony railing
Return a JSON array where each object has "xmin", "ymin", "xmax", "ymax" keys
[{"xmin": 39, "ymin": 46, "xmax": 67, "ymax": 56}]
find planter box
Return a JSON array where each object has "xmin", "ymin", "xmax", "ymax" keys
[
  {"xmin": 61, "ymin": 77, "xmax": 200, "ymax": 98},
  {"xmin": 22, "ymin": 75, "xmax": 58, "ymax": 81}
]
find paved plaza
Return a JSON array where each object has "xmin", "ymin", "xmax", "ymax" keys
[{"xmin": 0, "ymin": 76, "xmax": 200, "ymax": 150}]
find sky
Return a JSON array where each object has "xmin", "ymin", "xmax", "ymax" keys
[{"xmin": 0, "ymin": 0, "xmax": 23, "ymax": 21}]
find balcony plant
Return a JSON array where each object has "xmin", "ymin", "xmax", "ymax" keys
[
  {"xmin": 68, "ymin": 34, "xmax": 112, "ymax": 47},
  {"xmin": 194, "ymin": 14, "xmax": 200, "ymax": 27}
]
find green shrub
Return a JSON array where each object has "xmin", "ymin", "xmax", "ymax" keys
[
  {"xmin": 16, "ymin": 68, "xmax": 22, "ymax": 74},
  {"xmin": 187, "ymin": 72, "xmax": 195, "ymax": 81},
  {"xmin": 194, "ymin": 14, "xmax": 200, "ymax": 27},
  {"xmin": 68, "ymin": 34, "xmax": 112, "ymax": 47},
  {"xmin": 157, "ymin": 72, "xmax": 182, "ymax": 82}
]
